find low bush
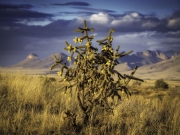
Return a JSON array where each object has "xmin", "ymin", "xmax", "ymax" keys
[{"xmin": 155, "ymin": 79, "xmax": 169, "ymax": 89}]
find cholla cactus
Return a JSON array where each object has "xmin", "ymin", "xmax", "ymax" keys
[{"xmin": 50, "ymin": 20, "xmax": 143, "ymax": 125}]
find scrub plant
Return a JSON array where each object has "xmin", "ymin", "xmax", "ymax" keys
[
  {"xmin": 51, "ymin": 20, "xmax": 143, "ymax": 126},
  {"xmin": 155, "ymin": 78, "xmax": 169, "ymax": 89}
]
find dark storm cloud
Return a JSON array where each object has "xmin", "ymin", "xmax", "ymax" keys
[
  {"xmin": 0, "ymin": 20, "xmax": 73, "ymax": 40},
  {"xmin": 58, "ymin": 11, "xmax": 97, "ymax": 16},
  {"xmin": 0, "ymin": 9, "xmax": 53, "ymax": 20},
  {"xmin": 0, "ymin": 3, "xmax": 33, "ymax": 9},
  {"xmin": 51, "ymin": 2, "xmax": 90, "ymax": 6},
  {"xmin": 164, "ymin": 9, "xmax": 180, "ymax": 30},
  {"xmin": 169, "ymin": 9, "xmax": 180, "ymax": 19},
  {"xmin": 0, "ymin": 3, "xmax": 54, "ymax": 27},
  {"xmin": 71, "ymin": 7, "xmax": 116, "ymax": 13}
]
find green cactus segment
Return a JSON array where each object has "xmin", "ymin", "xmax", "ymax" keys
[{"xmin": 50, "ymin": 20, "xmax": 144, "ymax": 124}]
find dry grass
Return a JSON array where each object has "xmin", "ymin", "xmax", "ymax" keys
[{"xmin": 0, "ymin": 72, "xmax": 180, "ymax": 135}]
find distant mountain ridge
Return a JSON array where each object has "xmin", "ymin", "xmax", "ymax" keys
[
  {"xmin": 11, "ymin": 52, "xmax": 74, "ymax": 68},
  {"xmin": 10, "ymin": 49, "xmax": 180, "ymax": 69},
  {"xmin": 164, "ymin": 50, "xmax": 180, "ymax": 58},
  {"xmin": 136, "ymin": 50, "xmax": 169, "ymax": 60},
  {"xmin": 117, "ymin": 50, "xmax": 171, "ymax": 69}
]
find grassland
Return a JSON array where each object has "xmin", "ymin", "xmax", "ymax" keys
[{"xmin": 0, "ymin": 71, "xmax": 180, "ymax": 135}]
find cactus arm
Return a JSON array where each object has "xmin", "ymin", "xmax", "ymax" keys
[
  {"xmin": 51, "ymin": 55, "xmax": 64, "ymax": 70},
  {"xmin": 53, "ymin": 55, "xmax": 59, "ymax": 62},
  {"xmin": 74, "ymin": 28, "xmax": 83, "ymax": 33},
  {"xmin": 85, "ymin": 101, "xmax": 93, "ymax": 113},
  {"xmin": 124, "ymin": 74, "xmax": 144, "ymax": 82},
  {"xmin": 116, "ymin": 50, "xmax": 133, "ymax": 58},
  {"xmin": 121, "ymin": 86, "xmax": 131, "ymax": 97},
  {"xmin": 89, "ymin": 28, "xmax": 95, "ymax": 32},
  {"xmin": 50, "ymin": 63, "xmax": 59, "ymax": 70},
  {"xmin": 92, "ymin": 88, "xmax": 104, "ymax": 102},
  {"xmin": 96, "ymin": 38, "xmax": 108, "ymax": 45},
  {"xmin": 123, "ymin": 66, "xmax": 138, "ymax": 86},
  {"xmin": 107, "ymin": 29, "xmax": 115, "ymax": 38},
  {"xmin": 113, "ymin": 70, "xmax": 125, "ymax": 79},
  {"xmin": 77, "ymin": 91, "xmax": 86, "ymax": 112}
]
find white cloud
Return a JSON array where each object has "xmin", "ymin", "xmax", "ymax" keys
[
  {"xmin": 167, "ymin": 18, "xmax": 180, "ymax": 29},
  {"xmin": 76, "ymin": 16, "xmax": 86, "ymax": 24},
  {"xmin": 111, "ymin": 20, "xmax": 122, "ymax": 26},
  {"xmin": 166, "ymin": 30, "xmax": 180, "ymax": 35},
  {"xmin": 92, "ymin": 33, "xmax": 98, "ymax": 36},
  {"xmin": 17, "ymin": 19, "xmax": 52, "ymax": 26},
  {"xmin": 76, "ymin": 12, "xmax": 142, "ymax": 27},
  {"xmin": 131, "ymin": 12, "xmax": 141, "ymax": 18},
  {"xmin": 142, "ymin": 21, "xmax": 159, "ymax": 28},
  {"xmin": 114, "ymin": 31, "xmax": 156, "ymax": 39},
  {"xmin": 76, "ymin": 12, "xmax": 112, "ymax": 25},
  {"xmin": 112, "ymin": 31, "xmax": 180, "ymax": 51},
  {"xmin": 148, "ymin": 45, "xmax": 164, "ymax": 50},
  {"xmin": 89, "ymin": 12, "xmax": 110, "ymax": 24},
  {"xmin": 75, "ymin": 11, "xmax": 178, "ymax": 33},
  {"xmin": 111, "ymin": 12, "xmax": 141, "ymax": 26},
  {"xmin": 146, "ymin": 40, "xmax": 159, "ymax": 46},
  {"xmin": 165, "ymin": 30, "xmax": 180, "ymax": 37}
]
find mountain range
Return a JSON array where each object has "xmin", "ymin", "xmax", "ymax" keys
[
  {"xmin": 120, "ymin": 54, "xmax": 180, "ymax": 80},
  {"xmin": 9, "ymin": 50, "xmax": 180, "ymax": 69},
  {"xmin": 117, "ymin": 50, "xmax": 177, "ymax": 69},
  {"xmin": 11, "ymin": 52, "xmax": 74, "ymax": 68}
]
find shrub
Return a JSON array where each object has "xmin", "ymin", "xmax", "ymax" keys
[{"xmin": 155, "ymin": 79, "xmax": 169, "ymax": 89}]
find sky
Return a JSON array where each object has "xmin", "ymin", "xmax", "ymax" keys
[{"xmin": 0, "ymin": 0, "xmax": 180, "ymax": 66}]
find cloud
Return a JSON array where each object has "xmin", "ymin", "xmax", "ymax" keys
[
  {"xmin": 115, "ymin": 31, "xmax": 157, "ymax": 38},
  {"xmin": 0, "ymin": 9, "xmax": 53, "ymax": 20},
  {"xmin": 111, "ymin": 12, "xmax": 141, "ymax": 26},
  {"xmin": 142, "ymin": 21, "xmax": 159, "ymax": 28},
  {"xmin": 89, "ymin": 12, "xmax": 111, "ymax": 24},
  {"xmin": 165, "ymin": 30, "xmax": 180, "ymax": 38},
  {"xmin": 51, "ymin": 2, "xmax": 90, "ymax": 6},
  {"xmin": 0, "ymin": 3, "xmax": 33, "ymax": 9},
  {"xmin": 76, "ymin": 10, "xmax": 180, "ymax": 32},
  {"xmin": 114, "ymin": 31, "xmax": 180, "ymax": 52},
  {"xmin": 58, "ymin": 11, "xmax": 96, "ymax": 17},
  {"xmin": 1, "ymin": 9, "xmax": 180, "ymax": 66},
  {"xmin": 167, "ymin": 18, "xmax": 180, "ymax": 29},
  {"xmin": 0, "ymin": 3, "xmax": 54, "ymax": 27},
  {"xmin": 165, "ymin": 9, "xmax": 180, "ymax": 29},
  {"xmin": 71, "ymin": 7, "xmax": 116, "ymax": 13},
  {"xmin": 167, "ymin": 9, "xmax": 180, "ymax": 19},
  {"xmin": 74, "ymin": 11, "xmax": 162, "ymax": 32}
]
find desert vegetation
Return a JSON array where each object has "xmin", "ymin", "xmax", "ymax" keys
[
  {"xmin": 50, "ymin": 20, "xmax": 144, "ymax": 128},
  {"xmin": 0, "ymin": 72, "xmax": 180, "ymax": 134},
  {"xmin": 155, "ymin": 79, "xmax": 169, "ymax": 89}
]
